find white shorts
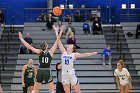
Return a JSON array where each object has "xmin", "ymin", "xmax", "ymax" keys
[
  {"xmin": 62, "ymin": 68, "xmax": 79, "ymax": 85},
  {"xmin": 120, "ymin": 79, "xmax": 129, "ymax": 86}
]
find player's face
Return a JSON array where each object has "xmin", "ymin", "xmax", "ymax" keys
[
  {"xmin": 107, "ymin": 45, "xmax": 110, "ymax": 50},
  {"xmin": 117, "ymin": 63, "xmax": 122, "ymax": 70},
  {"xmin": 28, "ymin": 59, "xmax": 33, "ymax": 67},
  {"xmin": 45, "ymin": 43, "xmax": 48, "ymax": 50},
  {"xmin": 66, "ymin": 44, "xmax": 74, "ymax": 52},
  {"xmin": 41, "ymin": 43, "xmax": 48, "ymax": 50}
]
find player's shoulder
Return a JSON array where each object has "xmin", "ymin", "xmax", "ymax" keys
[
  {"xmin": 62, "ymin": 51, "xmax": 67, "ymax": 55},
  {"xmin": 122, "ymin": 68, "xmax": 128, "ymax": 71},
  {"xmin": 114, "ymin": 68, "xmax": 118, "ymax": 72},
  {"xmin": 23, "ymin": 65, "xmax": 27, "ymax": 70}
]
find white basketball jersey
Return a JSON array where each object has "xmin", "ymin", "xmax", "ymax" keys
[
  {"xmin": 61, "ymin": 52, "xmax": 75, "ymax": 71},
  {"xmin": 114, "ymin": 68, "xmax": 130, "ymax": 85}
]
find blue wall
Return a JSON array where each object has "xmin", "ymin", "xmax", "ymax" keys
[
  {"xmin": 0, "ymin": 0, "xmax": 47, "ymax": 24},
  {"xmin": 0, "ymin": 0, "xmax": 139, "ymax": 24}
]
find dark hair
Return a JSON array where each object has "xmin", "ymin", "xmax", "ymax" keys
[
  {"xmin": 117, "ymin": 60, "xmax": 124, "ymax": 68},
  {"xmin": 40, "ymin": 42, "xmax": 47, "ymax": 51},
  {"xmin": 38, "ymin": 43, "xmax": 48, "ymax": 55}
]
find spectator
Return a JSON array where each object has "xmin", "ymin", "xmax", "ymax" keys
[
  {"xmin": 136, "ymin": 24, "xmax": 140, "ymax": 39},
  {"xmin": 83, "ymin": 20, "xmax": 90, "ymax": 35},
  {"xmin": 101, "ymin": 45, "xmax": 112, "ymax": 66},
  {"xmin": 64, "ymin": 14, "xmax": 71, "ymax": 22},
  {"xmin": 73, "ymin": 9, "xmax": 81, "ymax": 22},
  {"xmin": 65, "ymin": 22, "xmax": 75, "ymax": 38},
  {"xmin": 20, "ymin": 33, "xmax": 33, "ymax": 54},
  {"xmin": 46, "ymin": 13, "xmax": 54, "ymax": 30},
  {"xmin": 67, "ymin": 32, "xmax": 80, "ymax": 49},
  {"xmin": 92, "ymin": 17, "xmax": 102, "ymax": 35},
  {"xmin": 56, "ymin": 62, "xmax": 65, "ymax": 93},
  {"xmin": 0, "ymin": 10, "xmax": 4, "ymax": 27},
  {"xmin": 36, "ymin": 12, "xmax": 46, "ymax": 22}
]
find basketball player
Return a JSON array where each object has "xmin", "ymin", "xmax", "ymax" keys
[
  {"xmin": 19, "ymin": 25, "xmax": 64, "ymax": 93},
  {"xmin": 22, "ymin": 59, "xmax": 37, "ymax": 93},
  {"xmin": 53, "ymin": 25, "xmax": 98, "ymax": 93},
  {"xmin": 114, "ymin": 60, "xmax": 132, "ymax": 93},
  {"xmin": 56, "ymin": 62, "xmax": 65, "ymax": 93}
]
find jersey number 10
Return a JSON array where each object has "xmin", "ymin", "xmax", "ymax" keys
[{"xmin": 42, "ymin": 57, "xmax": 48, "ymax": 63}]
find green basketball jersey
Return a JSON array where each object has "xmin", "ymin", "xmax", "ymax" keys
[
  {"xmin": 39, "ymin": 51, "xmax": 52, "ymax": 68},
  {"xmin": 24, "ymin": 65, "xmax": 34, "ymax": 83}
]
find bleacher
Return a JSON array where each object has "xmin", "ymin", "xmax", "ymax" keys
[
  {"xmin": 0, "ymin": 27, "xmax": 4, "ymax": 39},
  {"xmin": 0, "ymin": 27, "xmax": 23, "ymax": 91},
  {"xmin": 121, "ymin": 22, "xmax": 140, "ymax": 89},
  {"xmin": 2, "ymin": 22, "xmax": 140, "ymax": 93}
]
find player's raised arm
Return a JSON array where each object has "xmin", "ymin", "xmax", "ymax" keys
[
  {"xmin": 74, "ymin": 52, "xmax": 98, "ymax": 59},
  {"xmin": 49, "ymin": 25, "xmax": 64, "ymax": 56},
  {"xmin": 53, "ymin": 25, "xmax": 66, "ymax": 54},
  {"xmin": 19, "ymin": 32, "xmax": 41, "ymax": 54}
]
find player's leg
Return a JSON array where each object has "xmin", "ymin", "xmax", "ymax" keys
[
  {"xmin": 56, "ymin": 82, "xmax": 65, "ymax": 93},
  {"xmin": 62, "ymin": 72, "xmax": 70, "ymax": 93},
  {"xmin": 63, "ymin": 84, "xmax": 71, "ymax": 93},
  {"xmin": 72, "ymin": 84, "xmax": 81, "ymax": 93},
  {"xmin": 120, "ymin": 85, "xmax": 125, "ymax": 93},
  {"xmin": 29, "ymin": 83, "xmax": 34, "ymax": 93},
  {"xmin": 29, "ymin": 86, "xmax": 34, "ymax": 93},
  {"xmin": 22, "ymin": 84, "xmax": 28, "ymax": 93},
  {"xmin": 70, "ymin": 69, "xmax": 81, "ymax": 93},
  {"xmin": 44, "ymin": 70, "xmax": 55, "ymax": 93},
  {"xmin": 31, "ymin": 82, "xmax": 41, "ymax": 93},
  {"xmin": 46, "ymin": 82, "xmax": 55, "ymax": 93},
  {"xmin": 31, "ymin": 69, "xmax": 42, "ymax": 93},
  {"xmin": 124, "ymin": 84, "xmax": 130, "ymax": 93}
]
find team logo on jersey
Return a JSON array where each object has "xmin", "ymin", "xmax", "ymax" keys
[{"xmin": 63, "ymin": 56, "xmax": 72, "ymax": 59}]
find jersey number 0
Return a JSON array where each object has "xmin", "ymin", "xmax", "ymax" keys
[{"xmin": 42, "ymin": 57, "xmax": 48, "ymax": 63}]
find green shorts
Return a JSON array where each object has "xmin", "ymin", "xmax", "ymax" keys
[
  {"xmin": 24, "ymin": 79, "xmax": 34, "ymax": 86},
  {"xmin": 36, "ymin": 69, "xmax": 53, "ymax": 84}
]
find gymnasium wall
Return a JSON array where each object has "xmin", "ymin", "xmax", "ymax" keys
[{"xmin": 0, "ymin": 0, "xmax": 139, "ymax": 24}]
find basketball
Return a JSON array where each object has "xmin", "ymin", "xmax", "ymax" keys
[{"xmin": 53, "ymin": 6, "xmax": 62, "ymax": 16}]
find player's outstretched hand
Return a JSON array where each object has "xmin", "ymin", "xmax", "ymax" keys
[{"xmin": 18, "ymin": 32, "xmax": 23, "ymax": 39}]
